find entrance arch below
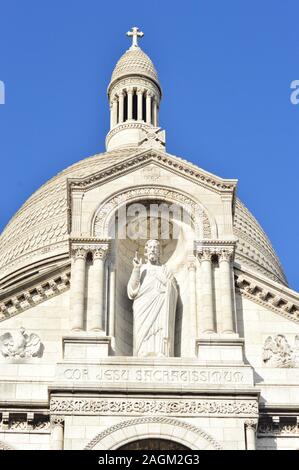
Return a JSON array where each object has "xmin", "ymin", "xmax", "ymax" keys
[
  {"xmin": 117, "ymin": 438, "xmax": 190, "ymax": 450},
  {"xmin": 84, "ymin": 417, "xmax": 222, "ymax": 450}
]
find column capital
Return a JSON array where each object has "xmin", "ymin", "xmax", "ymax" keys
[
  {"xmin": 70, "ymin": 238, "xmax": 110, "ymax": 257},
  {"xmin": 72, "ymin": 247, "xmax": 88, "ymax": 260},
  {"xmin": 137, "ymin": 87, "xmax": 144, "ymax": 94},
  {"xmin": 218, "ymin": 248, "xmax": 234, "ymax": 262},
  {"xmin": 245, "ymin": 419, "xmax": 258, "ymax": 431},
  {"xmin": 197, "ymin": 249, "xmax": 213, "ymax": 262},
  {"xmin": 51, "ymin": 416, "xmax": 65, "ymax": 427},
  {"xmin": 92, "ymin": 243, "xmax": 109, "ymax": 260},
  {"xmin": 126, "ymin": 87, "xmax": 134, "ymax": 94},
  {"xmin": 146, "ymin": 90, "xmax": 154, "ymax": 98}
]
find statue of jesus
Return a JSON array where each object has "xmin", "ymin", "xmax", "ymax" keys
[{"xmin": 127, "ymin": 240, "xmax": 178, "ymax": 357}]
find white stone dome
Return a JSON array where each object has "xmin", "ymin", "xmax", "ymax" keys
[
  {"xmin": 109, "ymin": 47, "xmax": 160, "ymax": 92},
  {"xmin": 0, "ymin": 150, "xmax": 287, "ymax": 290}
]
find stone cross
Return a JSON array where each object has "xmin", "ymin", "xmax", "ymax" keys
[{"xmin": 127, "ymin": 27, "xmax": 144, "ymax": 48}]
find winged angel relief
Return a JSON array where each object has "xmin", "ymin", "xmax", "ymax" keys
[
  {"xmin": 0, "ymin": 327, "xmax": 43, "ymax": 358},
  {"xmin": 263, "ymin": 334, "xmax": 299, "ymax": 368}
]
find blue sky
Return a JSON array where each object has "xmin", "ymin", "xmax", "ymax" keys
[{"xmin": 0, "ymin": 0, "xmax": 298, "ymax": 289}]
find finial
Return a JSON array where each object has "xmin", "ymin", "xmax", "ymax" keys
[{"xmin": 126, "ymin": 26, "xmax": 144, "ymax": 49}]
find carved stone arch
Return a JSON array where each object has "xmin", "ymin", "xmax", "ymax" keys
[
  {"xmin": 84, "ymin": 416, "xmax": 222, "ymax": 450},
  {"xmin": 91, "ymin": 185, "xmax": 217, "ymax": 239}
]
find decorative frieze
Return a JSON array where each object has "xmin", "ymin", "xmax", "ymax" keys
[
  {"xmin": 0, "ymin": 413, "xmax": 50, "ymax": 432},
  {"xmin": 50, "ymin": 397, "xmax": 258, "ymax": 417},
  {"xmin": 258, "ymin": 422, "xmax": 299, "ymax": 436}
]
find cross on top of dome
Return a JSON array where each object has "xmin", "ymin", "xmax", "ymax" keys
[{"xmin": 126, "ymin": 26, "xmax": 144, "ymax": 49}]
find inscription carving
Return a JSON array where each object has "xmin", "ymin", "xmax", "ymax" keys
[{"xmin": 59, "ymin": 365, "xmax": 245, "ymax": 385}]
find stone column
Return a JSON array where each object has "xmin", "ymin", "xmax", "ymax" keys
[
  {"xmin": 137, "ymin": 88, "xmax": 143, "ymax": 121},
  {"xmin": 245, "ymin": 420, "xmax": 257, "ymax": 450},
  {"xmin": 118, "ymin": 91, "xmax": 124, "ymax": 123},
  {"xmin": 188, "ymin": 259, "xmax": 197, "ymax": 347},
  {"xmin": 110, "ymin": 101, "xmax": 113, "ymax": 129},
  {"xmin": 198, "ymin": 250, "xmax": 215, "ymax": 333},
  {"xmin": 71, "ymin": 248, "xmax": 87, "ymax": 331},
  {"xmin": 90, "ymin": 245, "xmax": 109, "ymax": 332},
  {"xmin": 50, "ymin": 416, "xmax": 64, "ymax": 450},
  {"xmin": 219, "ymin": 249, "xmax": 234, "ymax": 333},
  {"xmin": 153, "ymin": 97, "xmax": 158, "ymax": 126},
  {"xmin": 127, "ymin": 88, "xmax": 134, "ymax": 120},
  {"xmin": 111, "ymin": 98, "xmax": 118, "ymax": 127},
  {"xmin": 108, "ymin": 261, "xmax": 116, "ymax": 336},
  {"xmin": 146, "ymin": 91, "xmax": 152, "ymax": 124}
]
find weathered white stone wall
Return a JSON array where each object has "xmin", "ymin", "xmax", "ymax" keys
[
  {"xmin": 63, "ymin": 415, "xmax": 247, "ymax": 450},
  {"xmin": 0, "ymin": 291, "xmax": 70, "ymax": 402},
  {"xmin": 0, "ymin": 431, "xmax": 50, "ymax": 450},
  {"xmin": 236, "ymin": 294, "xmax": 299, "ymax": 407}
]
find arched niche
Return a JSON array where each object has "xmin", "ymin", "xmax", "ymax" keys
[
  {"xmin": 92, "ymin": 185, "xmax": 216, "ymax": 240},
  {"xmin": 90, "ymin": 186, "xmax": 217, "ymax": 356}
]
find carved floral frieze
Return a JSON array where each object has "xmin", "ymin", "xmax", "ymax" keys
[
  {"xmin": 258, "ymin": 422, "xmax": 299, "ymax": 436},
  {"xmin": 50, "ymin": 397, "xmax": 258, "ymax": 417}
]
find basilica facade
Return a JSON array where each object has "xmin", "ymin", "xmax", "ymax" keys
[{"xmin": 0, "ymin": 28, "xmax": 299, "ymax": 451}]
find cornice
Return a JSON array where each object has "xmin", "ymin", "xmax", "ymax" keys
[
  {"xmin": 67, "ymin": 149, "xmax": 237, "ymax": 195},
  {"xmin": 234, "ymin": 267, "xmax": 299, "ymax": 325},
  {"xmin": 0, "ymin": 267, "xmax": 71, "ymax": 323}
]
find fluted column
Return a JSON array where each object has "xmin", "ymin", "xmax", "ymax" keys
[
  {"xmin": 198, "ymin": 250, "xmax": 215, "ymax": 333},
  {"xmin": 111, "ymin": 98, "xmax": 118, "ymax": 127},
  {"xmin": 245, "ymin": 420, "xmax": 257, "ymax": 450},
  {"xmin": 146, "ymin": 91, "xmax": 152, "ymax": 124},
  {"xmin": 108, "ymin": 261, "xmax": 116, "ymax": 337},
  {"xmin": 90, "ymin": 244, "xmax": 109, "ymax": 332},
  {"xmin": 71, "ymin": 248, "xmax": 87, "ymax": 331},
  {"xmin": 127, "ymin": 88, "xmax": 133, "ymax": 120},
  {"xmin": 137, "ymin": 88, "xmax": 143, "ymax": 121},
  {"xmin": 219, "ymin": 249, "xmax": 234, "ymax": 333},
  {"xmin": 153, "ymin": 97, "xmax": 158, "ymax": 126},
  {"xmin": 118, "ymin": 91, "xmax": 124, "ymax": 123},
  {"xmin": 50, "ymin": 417, "xmax": 64, "ymax": 450}
]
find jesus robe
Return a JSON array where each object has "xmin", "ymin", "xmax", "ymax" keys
[{"xmin": 127, "ymin": 263, "xmax": 178, "ymax": 357}]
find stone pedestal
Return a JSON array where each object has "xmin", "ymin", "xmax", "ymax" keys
[
  {"xmin": 63, "ymin": 335, "xmax": 111, "ymax": 360},
  {"xmin": 196, "ymin": 336, "xmax": 245, "ymax": 363}
]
